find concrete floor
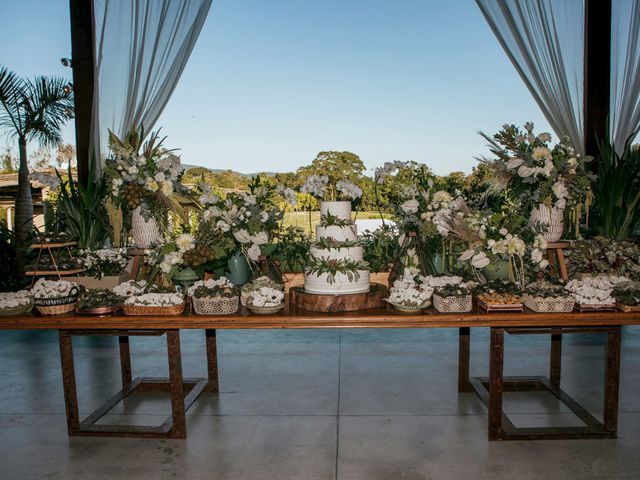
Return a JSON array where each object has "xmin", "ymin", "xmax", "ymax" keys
[{"xmin": 1, "ymin": 327, "xmax": 640, "ymax": 480}]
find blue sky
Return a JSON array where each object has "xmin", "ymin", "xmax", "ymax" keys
[{"xmin": 0, "ymin": 0, "xmax": 551, "ymax": 175}]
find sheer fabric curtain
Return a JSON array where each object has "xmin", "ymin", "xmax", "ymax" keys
[
  {"xmin": 476, "ymin": 0, "xmax": 585, "ymax": 155},
  {"xmin": 90, "ymin": 0, "xmax": 212, "ymax": 176},
  {"xmin": 611, "ymin": 0, "xmax": 640, "ymax": 148}
]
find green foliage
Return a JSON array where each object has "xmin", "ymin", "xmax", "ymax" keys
[
  {"xmin": 306, "ymin": 257, "xmax": 368, "ymax": 284},
  {"xmin": 264, "ymin": 226, "xmax": 310, "ymax": 273},
  {"xmin": 360, "ymin": 224, "xmax": 401, "ymax": 273},
  {"xmin": 592, "ymin": 130, "xmax": 640, "ymax": 240},
  {"xmin": 54, "ymin": 166, "xmax": 110, "ymax": 249}
]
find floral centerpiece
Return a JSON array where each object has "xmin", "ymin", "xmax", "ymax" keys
[
  {"xmin": 386, "ymin": 273, "xmax": 434, "ymax": 313},
  {"xmin": 76, "ymin": 289, "xmax": 124, "ymax": 314},
  {"xmin": 0, "ymin": 291, "xmax": 34, "ymax": 316},
  {"xmin": 480, "ymin": 122, "xmax": 591, "ymax": 241},
  {"xmin": 123, "ymin": 290, "xmax": 185, "ymax": 316},
  {"xmin": 565, "ymin": 276, "xmax": 628, "ymax": 311},
  {"xmin": 105, "ymin": 128, "xmax": 193, "ymax": 248},
  {"xmin": 522, "ymin": 281, "xmax": 575, "ymax": 313},
  {"xmin": 241, "ymin": 276, "xmax": 285, "ymax": 314},
  {"xmin": 31, "ymin": 278, "xmax": 82, "ymax": 315},
  {"xmin": 475, "ymin": 280, "xmax": 523, "ymax": 312},
  {"xmin": 613, "ymin": 282, "xmax": 640, "ymax": 312},
  {"xmin": 196, "ymin": 178, "xmax": 284, "ymax": 283},
  {"xmin": 78, "ymin": 248, "xmax": 128, "ymax": 279},
  {"xmin": 300, "ymin": 175, "xmax": 363, "ymax": 204},
  {"xmin": 188, "ymin": 277, "xmax": 239, "ymax": 315}
]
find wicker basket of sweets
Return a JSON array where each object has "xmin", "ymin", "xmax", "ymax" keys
[
  {"xmin": 123, "ymin": 292, "xmax": 185, "ymax": 316},
  {"xmin": 32, "ymin": 280, "xmax": 81, "ymax": 316},
  {"xmin": 189, "ymin": 277, "xmax": 239, "ymax": 316},
  {"xmin": 0, "ymin": 291, "xmax": 34, "ymax": 316}
]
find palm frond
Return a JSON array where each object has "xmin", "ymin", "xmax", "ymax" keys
[
  {"xmin": 23, "ymin": 75, "xmax": 74, "ymax": 147},
  {"xmin": 0, "ymin": 66, "xmax": 27, "ymax": 135}
]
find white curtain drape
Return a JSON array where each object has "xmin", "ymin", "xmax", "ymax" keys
[
  {"xmin": 476, "ymin": 0, "xmax": 585, "ymax": 155},
  {"xmin": 90, "ymin": 0, "xmax": 212, "ymax": 176},
  {"xmin": 611, "ymin": 0, "xmax": 640, "ymax": 148}
]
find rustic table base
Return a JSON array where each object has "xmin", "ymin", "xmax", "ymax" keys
[
  {"xmin": 459, "ymin": 326, "xmax": 621, "ymax": 440},
  {"xmin": 58, "ymin": 328, "xmax": 219, "ymax": 439}
]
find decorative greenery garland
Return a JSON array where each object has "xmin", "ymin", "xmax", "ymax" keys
[{"xmin": 306, "ymin": 258, "xmax": 369, "ymax": 285}]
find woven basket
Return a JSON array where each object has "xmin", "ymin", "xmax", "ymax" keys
[
  {"xmin": 0, "ymin": 301, "xmax": 34, "ymax": 316},
  {"xmin": 433, "ymin": 294, "xmax": 472, "ymax": 313},
  {"xmin": 387, "ymin": 301, "xmax": 430, "ymax": 314},
  {"xmin": 36, "ymin": 301, "xmax": 76, "ymax": 316},
  {"xmin": 192, "ymin": 296, "xmax": 239, "ymax": 315},
  {"xmin": 123, "ymin": 302, "xmax": 185, "ymax": 316},
  {"xmin": 523, "ymin": 295, "xmax": 575, "ymax": 313},
  {"xmin": 247, "ymin": 304, "xmax": 284, "ymax": 315}
]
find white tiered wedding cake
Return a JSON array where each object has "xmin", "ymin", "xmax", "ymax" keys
[{"xmin": 304, "ymin": 201, "xmax": 371, "ymax": 295}]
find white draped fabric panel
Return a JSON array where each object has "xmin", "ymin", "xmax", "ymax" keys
[
  {"xmin": 90, "ymin": 0, "xmax": 212, "ymax": 176},
  {"xmin": 611, "ymin": 0, "xmax": 640, "ymax": 149},
  {"xmin": 475, "ymin": 0, "xmax": 585, "ymax": 155}
]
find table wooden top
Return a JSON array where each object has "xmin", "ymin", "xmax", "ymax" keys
[{"xmin": 1, "ymin": 304, "xmax": 640, "ymax": 330}]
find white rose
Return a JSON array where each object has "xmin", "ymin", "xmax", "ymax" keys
[
  {"xmin": 400, "ymin": 199, "xmax": 419, "ymax": 214},
  {"xmin": 247, "ymin": 244, "xmax": 261, "ymax": 262},
  {"xmin": 506, "ymin": 158, "xmax": 524, "ymax": 170},
  {"xmin": 249, "ymin": 231, "xmax": 269, "ymax": 245},
  {"xmin": 471, "ymin": 252, "xmax": 490, "ymax": 269},
  {"xmin": 233, "ymin": 229, "xmax": 252, "ymax": 244}
]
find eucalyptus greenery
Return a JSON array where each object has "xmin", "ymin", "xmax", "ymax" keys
[
  {"xmin": 264, "ymin": 226, "xmax": 310, "ymax": 273},
  {"xmin": 313, "ymin": 237, "xmax": 359, "ymax": 249},
  {"xmin": 306, "ymin": 258, "xmax": 369, "ymax": 285},
  {"xmin": 318, "ymin": 211, "xmax": 354, "ymax": 227},
  {"xmin": 360, "ymin": 225, "xmax": 401, "ymax": 273}
]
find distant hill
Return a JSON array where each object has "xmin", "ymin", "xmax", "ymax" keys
[{"xmin": 183, "ymin": 165, "xmax": 277, "ymax": 177}]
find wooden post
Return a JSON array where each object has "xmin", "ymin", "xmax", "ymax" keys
[
  {"xmin": 583, "ymin": 0, "xmax": 612, "ymax": 161},
  {"xmin": 69, "ymin": 0, "xmax": 95, "ymax": 186}
]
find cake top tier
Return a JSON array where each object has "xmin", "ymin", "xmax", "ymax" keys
[{"xmin": 320, "ymin": 201, "xmax": 351, "ymax": 221}]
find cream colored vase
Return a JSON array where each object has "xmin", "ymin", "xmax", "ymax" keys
[
  {"xmin": 131, "ymin": 206, "xmax": 161, "ymax": 248},
  {"xmin": 530, "ymin": 204, "xmax": 564, "ymax": 242}
]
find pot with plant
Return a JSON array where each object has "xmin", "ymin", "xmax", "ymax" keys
[
  {"xmin": 0, "ymin": 290, "xmax": 34, "ymax": 316},
  {"xmin": 188, "ymin": 277, "xmax": 239, "ymax": 315},
  {"xmin": 475, "ymin": 280, "xmax": 524, "ymax": 312},
  {"xmin": 241, "ymin": 276, "xmax": 285, "ymax": 314},
  {"xmin": 75, "ymin": 248, "xmax": 130, "ymax": 290},
  {"xmin": 76, "ymin": 288, "xmax": 124, "ymax": 315},
  {"xmin": 31, "ymin": 278, "xmax": 82, "ymax": 315},
  {"xmin": 522, "ymin": 280, "xmax": 575, "ymax": 313}
]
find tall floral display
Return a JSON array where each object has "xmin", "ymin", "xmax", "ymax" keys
[
  {"xmin": 104, "ymin": 128, "xmax": 192, "ymax": 248},
  {"xmin": 480, "ymin": 123, "xmax": 592, "ymax": 242}
]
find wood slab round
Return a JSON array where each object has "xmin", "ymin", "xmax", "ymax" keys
[{"xmin": 289, "ymin": 283, "xmax": 388, "ymax": 312}]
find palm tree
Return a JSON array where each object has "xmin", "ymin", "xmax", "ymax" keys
[{"xmin": 0, "ymin": 66, "xmax": 74, "ymax": 272}]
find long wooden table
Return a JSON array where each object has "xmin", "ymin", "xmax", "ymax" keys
[{"xmin": 1, "ymin": 306, "xmax": 639, "ymax": 441}]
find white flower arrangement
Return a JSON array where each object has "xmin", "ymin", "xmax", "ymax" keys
[
  {"xmin": 336, "ymin": 180, "xmax": 363, "ymax": 200},
  {"xmin": 79, "ymin": 248, "xmax": 128, "ymax": 279},
  {"xmin": 124, "ymin": 292, "xmax": 184, "ymax": 307},
  {"xmin": 0, "ymin": 291, "xmax": 33, "ymax": 309},
  {"xmin": 300, "ymin": 174, "xmax": 328, "ymax": 198},
  {"xmin": 113, "ymin": 280, "xmax": 147, "ymax": 297},
  {"xmin": 242, "ymin": 276, "xmax": 284, "ymax": 308},
  {"xmin": 276, "ymin": 185, "xmax": 298, "ymax": 206},
  {"xmin": 565, "ymin": 276, "xmax": 629, "ymax": 306},
  {"xmin": 387, "ymin": 273, "xmax": 434, "ymax": 307},
  {"xmin": 31, "ymin": 279, "xmax": 79, "ymax": 299}
]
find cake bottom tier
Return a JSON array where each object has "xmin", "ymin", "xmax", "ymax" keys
[{"xmin": 304, "ymin": 270, "xmax": 370, "ymax": 295}]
